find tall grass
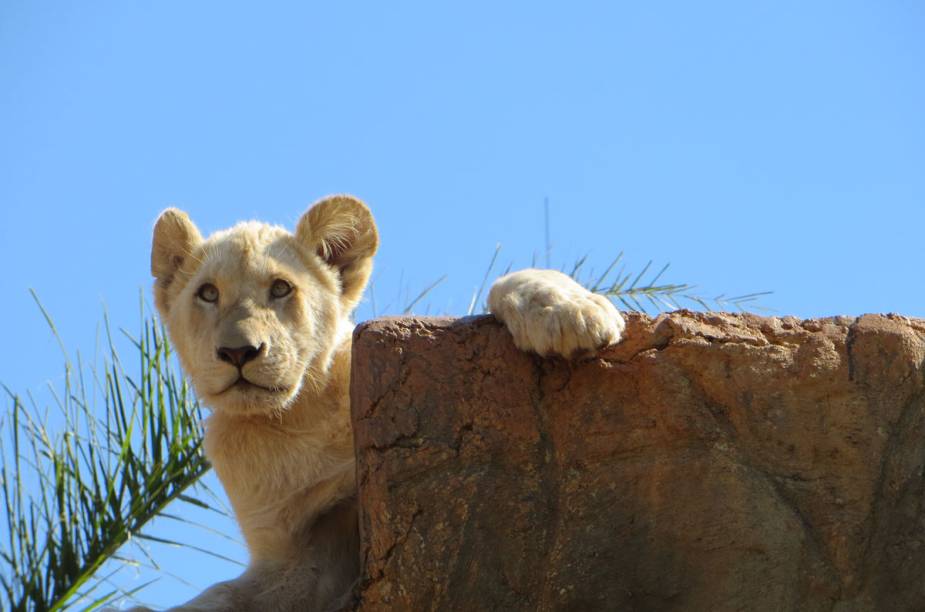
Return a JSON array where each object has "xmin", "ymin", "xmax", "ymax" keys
[
  {"xmin": 458, "ymin": 245, "xmax": 771, "ymax": 317},
  {"xmin": 0, "ymin": 296, "xmax": 212, "ymax": 611}
]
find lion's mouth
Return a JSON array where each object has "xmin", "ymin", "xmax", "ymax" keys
[{"xmin": 222, "ymin": 376, "xmax": 285, "ymax": 395}]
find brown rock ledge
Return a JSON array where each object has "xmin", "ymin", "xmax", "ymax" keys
[{"xmin": 350, "ymin": 312, "xmax": 925, "ymax": 611}]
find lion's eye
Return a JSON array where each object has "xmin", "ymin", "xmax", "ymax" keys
[
  {"xmin": 270, "ymin": 279, "xmax": 293, "ymax": 299},
  {"xmin": 197, "ymin": 283, "xmax": 219, "ymax": 303}
]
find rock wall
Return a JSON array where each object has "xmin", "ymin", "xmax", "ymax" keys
[{"xmin": 350, "ymin": 312, "xmax": 925, "ymax": 611}]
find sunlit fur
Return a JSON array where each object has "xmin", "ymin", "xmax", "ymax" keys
[
  {"xmin": 147, "ymin": 196, "xmax": 624, "ymax": 611},
  {"xmin": 488, "ymin": 268, "xmax": 626, "ymax": 359}
]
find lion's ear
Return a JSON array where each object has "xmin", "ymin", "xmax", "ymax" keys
[
  {"xmin": 296, "ymin": 195, "xmax": 379, "ymax": 307},
  {"xmin": 151, "ymin": 208, "xmax": 203, "ymax": 315}
]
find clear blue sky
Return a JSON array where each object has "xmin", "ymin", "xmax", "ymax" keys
[{"xmin": 1, "ymin": 1, "xmax": 923, "ymax": 608}]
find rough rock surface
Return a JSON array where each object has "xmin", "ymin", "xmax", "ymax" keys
[{"xmin": 350, "ymin": 312, "xmax": 925, "ymax": 611}]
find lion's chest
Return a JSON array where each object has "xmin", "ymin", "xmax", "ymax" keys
[{"xmin": 203, "ymin": 416, "xmax": 354, "ymax": 559}]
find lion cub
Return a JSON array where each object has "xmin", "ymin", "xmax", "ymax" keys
[{"xmin": 149, "ymin": 195, "xmax": 624, "ymax": 611}]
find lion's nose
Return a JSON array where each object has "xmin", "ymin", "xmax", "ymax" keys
[{"xmin": 217, "ymin": 344, "xmax": 265, "ymax": 368}]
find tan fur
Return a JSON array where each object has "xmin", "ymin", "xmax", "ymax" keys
[{"xmin": 144, "ymin": 196, "xmax": 624, "ymax": 611}]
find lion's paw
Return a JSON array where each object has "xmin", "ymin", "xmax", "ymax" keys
[{"xmin": 488, "ymin": 269, "xmax": 625, "ymax": 359}]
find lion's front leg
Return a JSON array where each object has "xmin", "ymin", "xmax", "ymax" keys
[
  {"xmin": 488, "ymin": 269, "xmax": 625, "ymax": 358},
  {"xmin": 117, "ymin": 569, "xmax": 259, "ymax": 612},
  {"xmin": 162, "ymin": 566, "xmax": 265, "ymax": 612}
]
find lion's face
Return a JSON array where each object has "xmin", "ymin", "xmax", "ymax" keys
[
  {"xmin": 151, "ymin": 196, "xmax": 378, "ymax": 417},
  {"xmin": 164, "ymin": 223, "xmax": 340, "ymax": 415}
]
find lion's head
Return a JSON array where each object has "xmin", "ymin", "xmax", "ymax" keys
[{"xmin": 150, "ymin": 195, "xmax": 378, "ymax": 417}]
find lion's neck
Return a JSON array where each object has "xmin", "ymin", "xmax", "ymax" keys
[{"xmin": 203, "ymin": 332, "xmax": 356, "ymax": 561}]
